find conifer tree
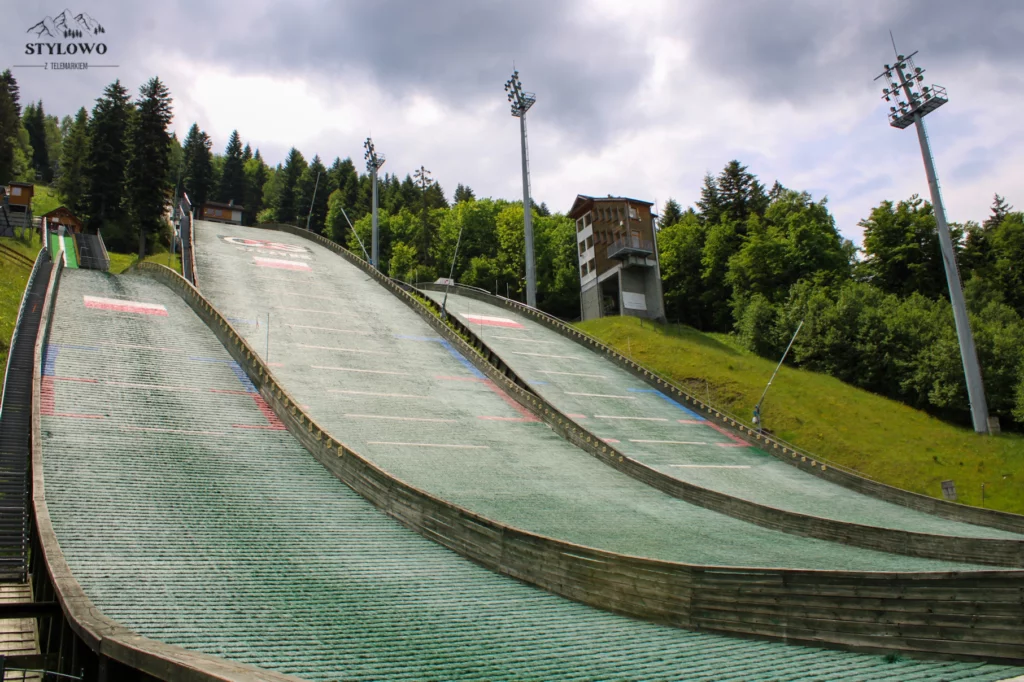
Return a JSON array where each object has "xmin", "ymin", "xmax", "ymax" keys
[
  {"xmin": 85, "ymin": 80, "xmax": 131, "ymax": 226},
  {"xmin": 181, "ymin": 123, "xmax": 213, "ymax": 207},
  {"xmin": 218, "ymin": 130, "xmax": 245, "ymax": 204},
  {"xmin": 275, "ymin": 147, "xmax": 306, "ymax": 223},
  {"xmin": 695, "ymin": 172, "xmax": 722, "ymax": 226},
  {"xmin": 57, "ymin": 107, "xmax": 90, "ymax": 214},
  {"xmin": 0, "ymin": 70, "xmax": 22, "ymax": 184},
  {"xmin": 22, "ymin": 100, "xmax": 50, "ymax": 182},
  {"xmin": 454, "ymin": 183, "xmax": 476, "ymax": 203},
  {"xmin": 659, "ymin": 198, "xmax": 683, "ymax": 228},
  {"xmin": 125, "ymin": 76, "xmax": 173, "ymax": 258}
]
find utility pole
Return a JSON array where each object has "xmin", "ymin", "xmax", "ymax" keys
[
  {"xmin": 413, "ymin": 165, "xmax": 433, "ymax": 265},
  {"xmin": 304, "ymin": 171, "xmax": 321, "ymax": 232},
  {"xmin": 875, "ymin": 47, "xmax": 990, "ymax": 433},
  {"xmin": 504, "ymin": 69, "xmax": 538, "ymax": 308},
  {"xmin": 364, "ymin": 138, "xmax": 385, "ymax": 270}
]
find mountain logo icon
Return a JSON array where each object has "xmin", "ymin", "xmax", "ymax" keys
[{"xmin": 27, "ymin": 9, "xmax": 105, "ymax": 40}]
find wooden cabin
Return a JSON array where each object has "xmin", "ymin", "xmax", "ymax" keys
[
  {"xmin": 200, "ymin": 201, "xmax": 244, "ymax": 225},
  {"xmin": 42, "ymin": 206, "xmax": 83, "ymax": 234}
]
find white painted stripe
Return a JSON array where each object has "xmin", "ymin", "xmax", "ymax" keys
[
  {"xmin": 121, "ymin": 426, "xmax": 223, "ymax": 435},
  {"xmin": 297, "ymin": 344, "xmax": 391, "ymax": 354},
  {"xmin": 106, "ymin": 381, "xmax": 200, "ymax": 393},
  {"xmin": 83, "ymin": 295, "xmax": 167, "ymax": 314},
  {"xmin": 330, "ymin": 390, "xmax": 428, "ymax": 399},
  {"xmin": 345, "ymin": 414, "xmax": 456, "ymax": 423},
  {"xmin": 275, "ymin": 307, "xmax": 347, "ymax": 315},
  {"xmin": 565, "ymin": 392, "xmax": 636, "ymax": 399},
  {"xmin": 491, "ymin": 335, "xmax": 558, "ymax": 344},
  {"xmin": 367, "ymin": 441, "xmax": 489, "ymax": 449},
  {"xmin": 285, "ymin": 324, "xmax": 373, "ymax": 334},
  {"xmin": 630, "ymin": 439, "xmax": 708, "ymax": 445},
  {"xmin": 510, "ymin": 351, "xmax": 577, "ymax": 359},
  {"xmin": 669, "ymin": 464, "xmax": 752, "ymax": 469},
  {"xmin": 312, "ymin": 365, "xmax": 411, "ymax": 376},
  {"xmin": 594, "ymin": 415, "xmax": 669, "ymax": 421},
  {"xmin": 540, "ymin": 370, "xmax": 607, "ymax": 379},
  {"xmin": 461, "ymin": 313, "xmax": 519, "ymax": 323},
  {"xmin": 281, "ymin": 292, "xmax": 335, "ymax": 300}
]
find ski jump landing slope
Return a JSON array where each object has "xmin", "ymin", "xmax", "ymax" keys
[
  {"xmin": 42, "ymin": 269, "xmax": 996, "ymax": 681},
  {"xmin": 421, "ymin": 288, "xmax": 1023, "ymax": 543},
  {"xmin": 192, "ymin": 222, "xmax": 983, "ymax": 573}
]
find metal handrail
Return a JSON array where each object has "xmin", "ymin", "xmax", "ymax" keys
[
  {"xmin": 0, "ymin": 248, "xmax": 46, "ymax": 415},
  {"xmin": 607, "ymin": 236, "xmax": 653, "ymax": 259}
]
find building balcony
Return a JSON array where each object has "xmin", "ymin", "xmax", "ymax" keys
[{"xmin": 607, "ymin": 236, "xmax": 653, "ymax": 260}]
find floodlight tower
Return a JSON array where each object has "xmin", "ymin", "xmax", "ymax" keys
[
  {"xmin": 364, "ymin": 137, "xmax": 386, "ymax": 270},
  {"xmin": 875, "ymin": 50, "xmax": 990, "ymax": 433},
  {"xmin": 504, "ymin": 69, "xmax": 538, "ymax": 308}
]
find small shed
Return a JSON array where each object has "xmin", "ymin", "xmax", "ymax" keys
[
  {"xmin": 6, "ymin": 182, "xmax": 34, "ymax": 208},
  {"xmin": 43, "ymin": 206, "xmax": 83, "ymax": 234},
  {"xmin": 200, "ymin": 201, "xmax": 244, "ymax": 225}
]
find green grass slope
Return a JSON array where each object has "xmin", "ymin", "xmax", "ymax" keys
[{"xmin": 578, "ymin": 315, "xmax": 1024, "ymax": 515}]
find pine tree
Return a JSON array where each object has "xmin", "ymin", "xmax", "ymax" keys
[
  {"xmin": 125, "ymin": 76, "xmax": 173, "ymax": 258},
  {"xmin": 768, "ymin": 180, "xmax": 788, "ymax": 204},
  {"xmin": 696, "ymin": 172, "xmax": 722, "ymax": 226},
  {"xmin": 660, "ymin": 198, "xmax": 683, "ymax": 228},
  {"xmin": 22, "ymin": 100, "xmax": 50, "ymax": 182},
  {"xmin": 217, "ymin": 130, "xmax": 245, "ymax": 205},
  {"xmin": 295, "ymin": 154, "xmax": 328, "ymax": 231},
  {"xmin": 243, "ymin": 149, "xmax": 268, "ymax": 225},
  {"xmin": 0, "ymin": 70, "xmax": 22, "ymax": 184},
  {"xmin": 181, "ymin": 123, "xmax": 213, "ymax": 207},
  {"xmin": 85, "ymin": 80, "xmax": 132, "ymax": 226},
  {"xmin": 983, "ymin": 194, "xmax": 1012, "ymax": 231},
  {"xmin": 717, "ymin": 160, "xmax": 768, "ymax": 224},
  {"xmin": 241, "ymin": 143, "xmax": 252, "ymax": 164},
  {"xmin": 276, "ymin": 147, "xmax": 306, "ymax": 223},
  {"xmin": 454, "ymin": 183, "xmax": 476, "ymax": 203},
  {"xmin": 56, "ymin": 107, "xmax": 90, "ymax": 215}
]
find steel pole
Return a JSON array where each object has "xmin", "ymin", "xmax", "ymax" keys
[
  {"xmin": 371, "ymin": 167, "xmax": 379, "ymax": 270},
  {"xmin": 913, "ymin": 113, "xmax": 989, "ymax": 433},
  {"xmin": 520, "ymin": 115, "xmax": 537, "ymax": 308}
]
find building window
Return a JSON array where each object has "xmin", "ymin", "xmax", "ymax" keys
[
  {"xmin": 586, "ymin": 235, "xmax": 593, "ymax": 250},
  {"xmin": 579, "ymin": 241, "xmax": 586, "ymax": 256},
  {"xmin": 576, "ymin": 218, "xmax": 584, "ymax": 232},
  {"xmin": 629, "ymin": 206, "xmax": 638, "ymax": 220},
  {"xmin": 588, "ymin": 258, "xmax": 596, "ymax": 273},
  {"xmin": 584, "ymin": 211, "xmax": 593, "ymax": 227},
  {"xmin": 12, "ymin": 187, "xmax": 22, "ymax": 196},
  {"xmin": 580, "ymin": 263, "xmax": 588, "ymax": 278}
]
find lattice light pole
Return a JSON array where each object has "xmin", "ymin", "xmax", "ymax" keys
[
  {"xmin": 504, "ymin": 69, "xmax": 537, "ymax": 308},
  {"xmin": 875, "ymin": 50, "xmax": 990, "ymax": 434},
  {"xmin": 364, "ymin": 137, "xmax": 386, "ymax": 270}
]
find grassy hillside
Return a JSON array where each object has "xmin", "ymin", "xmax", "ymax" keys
[
  {"xmin": 0, "ymin": 244, "xmax": 34, "ymax": 371},
  {"xmin": 578, "ymin": 315, "xmax": 1024, "ymax": 515}
]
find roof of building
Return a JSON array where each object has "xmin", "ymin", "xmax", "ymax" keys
[
  {"xmin": 8, "ymin": 182, "xmax": 34, "ymax": 188},
  {"xmin": 202, "ymin": 201, "xmax": 245, "ymax": 211},
  {"xmin": 42, "ymin": 206, "xmax": 81, "ymax": 221},
  {"xmin": 568, "ymin": 194, "xmax": 653, "ymax": 219}
]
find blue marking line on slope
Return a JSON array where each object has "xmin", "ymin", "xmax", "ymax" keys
[
  {"xmin": 43, "ymin": 344, "xmax": 59, "ymax": 376},
  {"xmin": 395, "ymin": 334, "xmax": 486, "ymax": 379},
  {"xmin": 627, "ymin": 388, "xmax": 705, "ymax": 421},
  {"xmin": 187, "ymin": 356, "xmax": 257, "ymax": 393}
]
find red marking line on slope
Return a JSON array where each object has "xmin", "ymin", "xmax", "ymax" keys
[
  {"xmin": 38, "ymin": 376, "xmax": 105, "ymax": 419},
  {"xmin": 460, "ymin": 313, "xmax": 525, "ymax": 329},
  {"xmin": 703, "ymin": 421, "xmax": 750, "ymax": 448},
  {"xmin": 436, "ymin": 375, "xmax": 540, "ymax": 423},
  {"xmin": 254, "ymin": 257, "xmax": 311, "ymax": 271},
  {"xmin": 83, "ymin": 296, "xmax": 168, "ymax": 316},
  {"xmin": 245, "ymin": 394, "xmax": 286, "ymax": 430}
]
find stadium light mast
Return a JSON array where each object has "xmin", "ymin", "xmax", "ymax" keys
[
  {"xmin": 364, "ymin": 137, "xmax": 386, "ymax": 270},
  {"xmin": 504, "ymin": 69, "xmax": 538, "ymax": 308},
  {"xmin": 875, "ymin": 48, "xmax": 990, "ymax": 434}
]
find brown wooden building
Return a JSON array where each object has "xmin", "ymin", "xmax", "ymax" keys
[
  {"xmin": 42, "ymin": 206, "xmax": 83, "ymax": 234},
  {"xmin": 5, "ymin": 182, "xmax": 34, "ymax": 208},
  {"xmin": 200, "ymin": 201, "xmax": 244, "ymax": 225},
  {"xmin": 569, "ymin": 194, "xmax": 665, "ymax": 322}
]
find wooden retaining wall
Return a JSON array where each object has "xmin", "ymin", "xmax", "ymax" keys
[{"xmin": 146, "ymin": 237, "xmax": 1024, "ymax": 663}]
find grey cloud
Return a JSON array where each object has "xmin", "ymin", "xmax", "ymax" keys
[{"xmin": 684, "ymin": 0, "xmax": 1024, "ymax": 105}]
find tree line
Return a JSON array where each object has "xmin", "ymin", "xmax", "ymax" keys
[
  {"xmin": 8, "ymin": 76, "xmax": 1022, "ymax": 430},
  {"xmin": 657, "ymin": 160, "xmax": 1024, "ymax": 430},
  {"xmin": 1, "ymin": 72, "xmax": 173, "ymax": 258}
]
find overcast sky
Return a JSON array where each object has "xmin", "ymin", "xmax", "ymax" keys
[{"xmin": 5, "ymin": 0, "xmax": 1022, "ymax": 244}]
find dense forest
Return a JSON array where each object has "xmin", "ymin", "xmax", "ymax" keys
[{"xmin": 3, "ymin": 75, "xmax": 1023, "ymax": 431}]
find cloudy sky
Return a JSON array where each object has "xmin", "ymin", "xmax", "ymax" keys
[{"xmin": 5, "ymin": 0, "xmax": 1022, "ymax": 244}]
